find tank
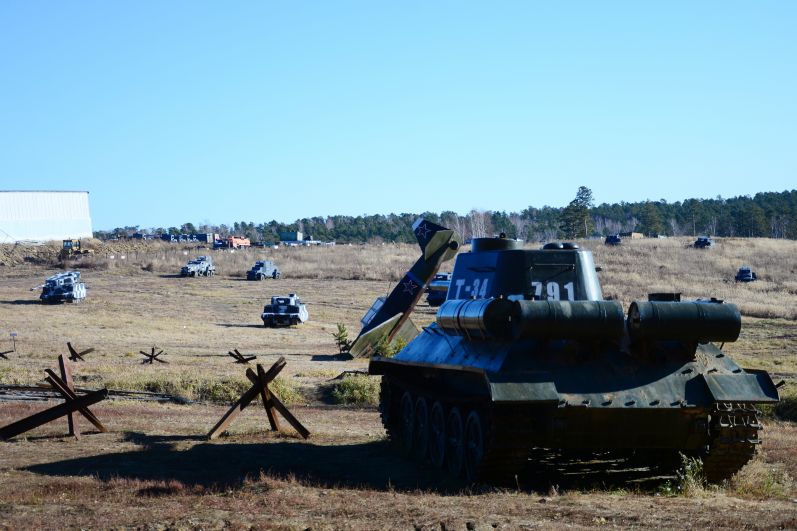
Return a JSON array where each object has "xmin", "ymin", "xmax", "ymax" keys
[
  {"xmin": 369, "ymin": 236, "xmax": 780, "ymax": 484},
  {"xmin": 247, "ymin": 260, "xmax": 281, "ymax": 280},
  {"xmin": 261, "ymin": 293, "xmax": 308, "ymax": 327},
  {"xmin": 425, "ymin": 272, "xmax": 451, "ymax": 307},
  {"xmin": 37, "ymin": 271, "xmax": 87, "ymax": 303},
  {"xmin": 180, "ymin": 256, "xmax": 215, "ymax": 277}
]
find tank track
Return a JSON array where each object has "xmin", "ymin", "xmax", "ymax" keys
[
  {"xmin": 701, "ymin": 402, "xmax": 761, "ymax": 483},
  {"xmin": 379, "ymin": 376, "xmax": 531, "ymax": 484}
]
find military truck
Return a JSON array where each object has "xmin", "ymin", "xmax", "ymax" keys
[
  {"xmin": 425, "ymin": 272, "xmax": 451, "ymax": 306},
  {"xmin": 261, "ymin": 294, "xmax": 308, "ymax": 327},
  {"xmin": 247, "ymin": 260, "xmax": 281, "ymax": 280},
  {"xmin": 35, "ymin": 271, "xmax": 87, "ymax": 303},
  {"xmin": 180, "ymin": 256, "xmax": 215, "ymax": 277},
  {"xmin": 370, "ymin": 236, "xmax": 780, "ymax": 484},
  {"xmin": 604, "ymin": 234, "xmax": 622, "ymax": 246}
]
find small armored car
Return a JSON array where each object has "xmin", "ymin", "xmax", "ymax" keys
[
  {"xmin": 37, "ymin": 271, "xmax": 87, "ymax": 303},
  {"xmin": 181, "ymin": 256, "xmax": 215, "ymax": 277},
  {"xmin": 261, "ymin": 293, "xmax": 308, "ymax": 327},
  {"xmin": 604, "ymin": 234, "xmax": 622, "ymax": 246},
  {"xmin": 735, "ymin": 266, "xmax": 758, "ymax": 282},
  {"xmin": 247, "ymin": 260, "xmax": 281, "ymax": 280},
  {"xmin": 425, "ymin": 272, "xmax": 451, "ymax": 307},
  {"xmin": 694, "ymin": 236, "xmax": 715, "ymax": 249}
]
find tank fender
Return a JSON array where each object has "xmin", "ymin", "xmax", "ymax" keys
[{"xmin": 699, "ymin": 369, "xmax": 780, "ymax": 404}]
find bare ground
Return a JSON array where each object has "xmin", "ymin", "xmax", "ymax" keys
[{"xmin": 1, "ymin": 244, "xmax": 797, "ymax": 529}]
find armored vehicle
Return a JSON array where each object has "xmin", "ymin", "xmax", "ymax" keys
[
  {"xmin": 735, "ymin": 266, "xmax": 757, "ymax": 282},
  {"xmin": 247, "ymin": 260, "xmax": 281, "ymax": 280},
  {"xmin": 261, "ymin": 293, "xmax": 308, "ymax": 327},
  {"xmin": 694, "ymin": 236, "xmax": 715, "ymax": 248},
  {"xmin": 36, "ymin": 271, "xmax": 87, "ymax": 303},
  {"xmin": 370, "ymin": 237, "xmax": 780, "ymax": 484},
  {"xmin": 604, "ymin": 234, "xmax": 622, "ymax": 246},
  {"xmin": 425, "ymin": 272, "xmax": 451, "ymax": 307},
  {"xmin": 181, "ymin": 256, "xmax": 215, "ymax": 277}
]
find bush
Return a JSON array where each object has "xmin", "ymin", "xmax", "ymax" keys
[
  {"xmin": 774, "ymin": 395, "xmax": 797, "ymax": 422},
  {"xmin": 658, "ymin": 453, "xmax": 707, "ymax": 496},
  {"xmin": 330, "ymin": 375, "xmax": 380, "ymax": 406},
  {"xmin": 108, "ymin": 375, "xmax": 303, "ymax": 405},
  {"xmin": 373, "ymin": 335, "xmax": 407, "ymax": 358}
]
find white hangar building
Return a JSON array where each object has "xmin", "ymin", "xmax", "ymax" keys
[{"xmin": 0, "ymin": 191, "xmax": 93, "ymax": 243}]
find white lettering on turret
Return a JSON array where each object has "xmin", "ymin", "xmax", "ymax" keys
[
  {"xmin": 530, "ymin": 281, "xmax": 575, "ymax": 301},
  {"xmin": 455, "ymin": 278, "xmax": 466, "ymax": 298}
]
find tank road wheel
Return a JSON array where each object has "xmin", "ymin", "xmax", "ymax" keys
[
  {"xmin": 429, "ymin": 401, "xmax": 446, "ymax": 469},
  {"xmin": 399, "ymin": 391, "xmax": 415, "ymax": 455},
  {"xmin": 446, "ymin": 407, "xmax": 465, "ymax": 477},
  {"xmin": 464, "ymin": 410, "xmax": 485, "ymax": 483},
  {"xmin": 413, "ymin": 397, "xmax": 430, "ymax": 460}
]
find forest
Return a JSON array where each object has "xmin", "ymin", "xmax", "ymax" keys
[{"xmin": 96, "ymin": 189, "xmax": 797, "ymax": 244}]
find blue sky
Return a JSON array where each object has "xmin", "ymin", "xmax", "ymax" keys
[{"xmin": 1, "ymin": 1, "xmax": 794, "ymax": 230}]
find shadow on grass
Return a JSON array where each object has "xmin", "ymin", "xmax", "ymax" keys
[
  {"xmin": 25, "ymin": 431, "xmax": 675, "ymax": 494},
  {"xmin": 26, "ymin": 431, "xmax": 461, "ymax": 493},
  {"xmin": 216, "ymin": 323, "xmax": 264, "ymax": 329},
  {"xmin": 0, "ymin": 300, "xmax": 43, "ymax": 305},
  {"xmin": 158, "ymin": 274, "xmax": 185, "ymax": 279},
  {"xmin": 311, "ymin": 353, "xmax": 354, "ymax": 362}
]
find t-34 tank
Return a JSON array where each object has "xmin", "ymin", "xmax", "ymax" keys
[{"xmin": 369, "ymin": 237, "xmax": 781, "ymax": 484}]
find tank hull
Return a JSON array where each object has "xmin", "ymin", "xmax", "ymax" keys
[{"xmin": 370, "ymin": 323, "xmax": 778, "ymax": 482}]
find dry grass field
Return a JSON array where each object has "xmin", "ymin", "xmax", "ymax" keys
[{"xmin": 1, "ymin": 236, "xmax": 796, "ymax": 529}]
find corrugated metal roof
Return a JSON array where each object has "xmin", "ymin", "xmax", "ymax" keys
[{"xmin": 0, "ymin": 191, "xmax": 92, "ymax": 243}]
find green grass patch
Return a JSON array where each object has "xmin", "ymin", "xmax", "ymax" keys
[
  {"xmin": 105, "ymin": 374, "xmax": 304, "ymax": 405},
  {"xmin": 330, "ymin": 375, "xmax": 380, "ymax": 406}
]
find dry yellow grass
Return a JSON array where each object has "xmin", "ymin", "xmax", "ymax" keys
[{"xmin": 1, "ymin": 237, "xmax": 797, "ymax": 528}]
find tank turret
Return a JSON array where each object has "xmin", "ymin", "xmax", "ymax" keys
[{"xmin": 369, "ymin": 234, "xmax": 780, "ymax": 484}]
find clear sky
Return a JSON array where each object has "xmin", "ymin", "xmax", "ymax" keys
[{"xmin": 1, "ymin": 1, "xmax": 794, "ymax": 230}]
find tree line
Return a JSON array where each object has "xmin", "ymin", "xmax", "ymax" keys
[{"xmin": 95, "ymin": 188, "xmax": 797, "ymax": 243}]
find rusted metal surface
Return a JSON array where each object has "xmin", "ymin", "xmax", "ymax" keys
[
  {"xmin": 228, "ymin": 349, "xmax": 256, "ymax": 364},
  {"xmin": 0, "ymin": 355, "xmax": 108, "ymax": 441},
  {"xmin": 0, "ymin": 388, "xmax": 108, "ymax": 441},
  {"xmin": 45, "ymin": 369, "xmax": 107, "ymax": 433},
  {"xmin": 207, "ymin": 357, "xmax": 309, "ymax": 440},
  {"xmin": 140, "ymin": 347, "xmax": 168, "ymax": 364},
  {"xmin": 67, "ymin": 341, "xmax": 95, "ymax": 362},
  {"xmin": 58, "ymin": 354, "xmax": 78, "ymax": 437}
]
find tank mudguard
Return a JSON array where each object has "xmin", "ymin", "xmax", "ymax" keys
[
  {"xmin": 392, "ymin": 323, "xmax": 511, "ymax": 373},
  {"xmin": 700, "ymin": 369, "xmax": 779, "ymax": 403}
]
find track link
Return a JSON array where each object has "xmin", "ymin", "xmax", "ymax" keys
[{"xmin": 702, "ymin": 402, "xmax": 762, "ymax": 483}]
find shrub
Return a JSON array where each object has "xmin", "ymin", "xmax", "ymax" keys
[
  {"xmin": 330, "ymin": 375, "xmax": 380, "ymax": 406},
  {"xmin": 332, "ymin": 323, "xmax": 352, "ymax": 354},
  {"xmin": 373, "ymin": 335, "xmax": 407, "ymax": 358},
  {"xmin": 658, "ymin": 453, "xmax": 706, "ymax": 496}
]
